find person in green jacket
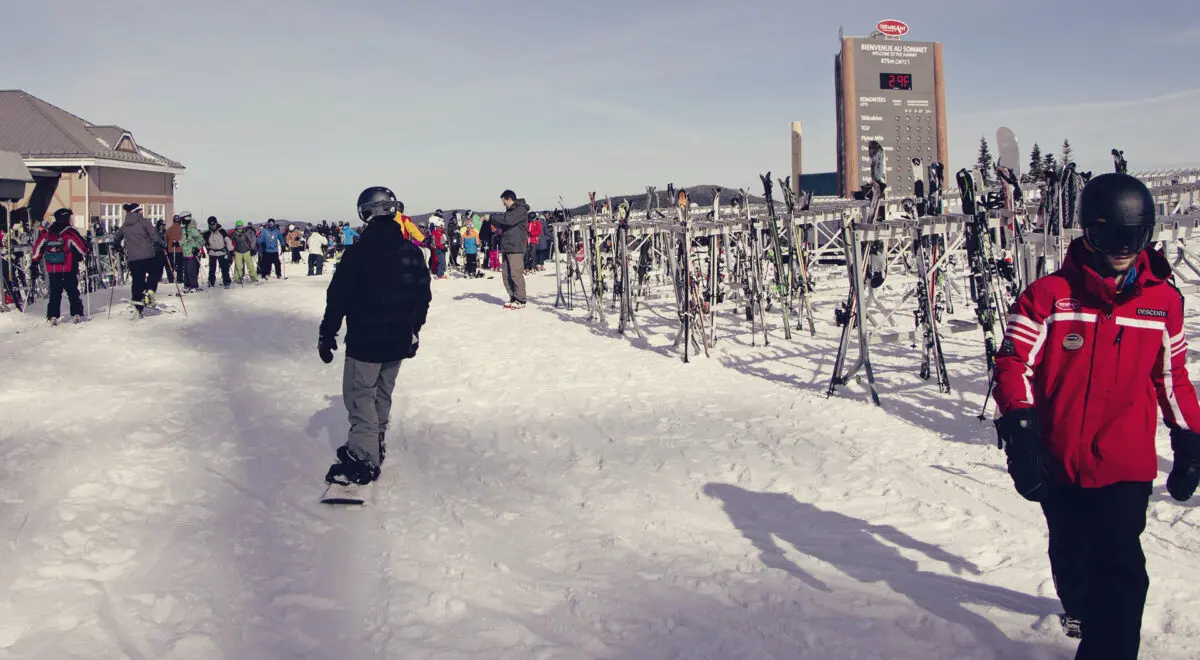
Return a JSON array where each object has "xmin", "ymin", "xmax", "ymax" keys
[{"xmin": 179, "ymin": 213, "xmax": 205, "ymax": 291}]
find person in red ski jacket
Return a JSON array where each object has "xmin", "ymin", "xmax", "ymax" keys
[
  {"xmin": 992, "ymin": 173, "xmax": 1200, "ymax": 658},
  {"xmin": 525, "ymin": 215, "xmax": 542, "ymax": 272},
  {"xmin": 31, "ymin": 208, "xmax": 90, "ymax": 323}
]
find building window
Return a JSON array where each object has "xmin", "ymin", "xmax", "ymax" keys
[
  {"xmin": 144, "ymin": 204, "xmax": 165, "ymax": 223},
  {"xmin": 100, "ymin": 203, "xmax": 123, "ymax": 232}
]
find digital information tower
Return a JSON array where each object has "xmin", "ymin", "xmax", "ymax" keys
[{"xmin": 835, "ymin": 28, "xmax": 947, "ymax": 197}]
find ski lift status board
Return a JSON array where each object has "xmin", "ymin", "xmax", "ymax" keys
[{"xmin": 835, "ymin": 31, "xmax": 948, "ymax": 197}]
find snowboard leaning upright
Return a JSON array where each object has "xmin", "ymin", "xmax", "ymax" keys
[{"xmin": 996, "ymin": 127, "xmax": 1021, "ymax": 181}]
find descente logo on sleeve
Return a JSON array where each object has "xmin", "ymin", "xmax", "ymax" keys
[{"xmin": 1137, "ymin": 308, "xmax": 1168, "ymax": 318}]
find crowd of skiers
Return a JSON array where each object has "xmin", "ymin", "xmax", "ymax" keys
[{"xmin": 6, "ymin": 198, "xmax": 559, "ymax": 322}]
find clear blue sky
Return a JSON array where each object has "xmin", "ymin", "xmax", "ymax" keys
[{"xmin": 7, "ymin": 0, "xmax": 1198, "ymax": 221}]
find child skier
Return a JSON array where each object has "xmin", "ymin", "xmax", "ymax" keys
[
  {"xmin": 992, "ymin": 173, "xmax": 1200, "ymax": 659},
  {"xmin": 462, "ymin": 222, "xmax": 480, "ymax": 278},
  {"xmin": 31, "ymin": 208, "xmax": 89, "ymax": 323}
]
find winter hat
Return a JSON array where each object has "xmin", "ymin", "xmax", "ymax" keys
[
  {"xmin": 235, "ymin": 220, "xmax": 244, "ymax": 228},
  {"xmin": 208, "ymin": 216, "xmax": 218, "ymax": 225},
  {"xmin": 122, "ymin": 202, "xmax": 143, "ymax": 213},
  {"xmin": 288, "ymin": 224, "xmax": 295, "ymax": 230},
  {"xmin": 52, "ymin": 208, "xmax": 72, "ymax": 223},
  {"xmin": 267, "ymin": 218, "xmax": 276, "ymax": 226},
  {"xmin": 179, "ymin": 212, "xmax": 193, "ymax": 223}
]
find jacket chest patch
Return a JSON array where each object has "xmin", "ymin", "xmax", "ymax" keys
[
  {"xmin": 1063, "ymin": 333, "xmax": 1085, "ymax": 350},
  {"xmin": 1137, "ymin": 307, "xmax": 1167, "ymax": 318}
]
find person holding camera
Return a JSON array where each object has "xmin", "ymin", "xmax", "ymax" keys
[
  {"xmin": 491, "ymin": 190, "xmax": 530, "ymax": 308},
  {"xmin": 992, "ymin": 173, "xmax": 1200, "ymax": 658},
  {"xmin": 318, "ymin": 187, "xmax": 431, "ymax": 489}
]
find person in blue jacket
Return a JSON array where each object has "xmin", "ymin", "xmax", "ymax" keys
[
  {"xmin": 257, "ymin": 218, "xmax": 285, "ymax": 279},
  {"xmin": 341, "ymin": 223, "xmax": 360, "ymax": 248}
]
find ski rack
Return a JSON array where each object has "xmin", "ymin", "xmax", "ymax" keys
[
  {"xmin": 544, "ymin": 174, "xmax": 1200, "ymax": 402},
  {"xmin": 826, "ymin": 210, "xmax": 1008, "ymax": 406}
]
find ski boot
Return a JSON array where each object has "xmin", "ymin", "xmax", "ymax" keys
[
  {"xmin": 48, "ymin": 316, "xmax": 59, "ymax": 326},
  {"xmin": 1058, "ymin": 613, "xmax": 1082, "ymax": 639},
  {"xmin": 326, "ymin": 445, "xmax": 380, "ymax": 486},
  {"xmin": 378, "ymin": 431, "xmax": 387, "ymax": 466},
  {"xmin": 72, "ymin": 315, "xmax": 84, "ymax": 324},
  {"xmin": 144, "ymin": 290, "xmax": 156, "ymax": 308}
]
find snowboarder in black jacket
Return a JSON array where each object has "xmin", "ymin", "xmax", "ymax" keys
[{"xmin": 318, "ymin": 187, "xmax": 432, "ymax": 487}]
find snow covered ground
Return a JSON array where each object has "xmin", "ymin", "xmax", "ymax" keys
[{"xmin": 1, "ymin": 262, "xmax": 1198, "ymax": 659}]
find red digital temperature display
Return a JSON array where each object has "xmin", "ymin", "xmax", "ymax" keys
[{"xmin": 880, "ymin": 73, "xmax": 913, "ymax": 90}]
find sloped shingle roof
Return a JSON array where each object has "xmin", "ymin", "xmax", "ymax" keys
[{"xmin": 0, "ymin": 90, "xmax": 184, "ymax": 170}]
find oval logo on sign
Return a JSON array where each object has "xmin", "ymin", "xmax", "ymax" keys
[
  {"xmin": 1055, "ymin": 298, "xmax": 1081, "ymax": 312},
  {"xmin": 1063, "ymin": 333, "xmax": 1085, "ymax": 350},
  {"xmin": 877, "ymin": 19, "xmax": 910, "ymax": 37}
]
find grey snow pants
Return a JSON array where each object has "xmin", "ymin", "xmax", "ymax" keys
[
  {"xmin": 502, "ymin": 252, "xmax": 526, "ymax": 304},
  {"xmin": 343, "ymin": 356, "xmax": 401, "ymax": 465}
]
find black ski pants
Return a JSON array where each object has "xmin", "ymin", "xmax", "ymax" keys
[
  {"xmin": 1041, "ymin": 480, "xmax": 1151, "ymax": 660},
  {"xmin": 168, "ymin": 252, "xmax": 184, "ymax": 284},
  {"xmin": 307, "ymin": 253, "xmax": 324, "ymax": 276},
  {"xmin": 464, "ymin": 253, "xmax": 478, "ymax": 277},
  {"xmin": 46, "ymin": 270, "xmax": 83, "ymax": 318},
  {"xmin": 147, "ymin": 254, "xmax": 164, "ymax": 293},
  {"xmin": 129, "ymin": 257, "xmax": 155, "ymax": 303},
  {"xmin": 208, "ymin": 254, "xmax": 231, "ymax": 287},
  {"xmin": 449, "ymin": 245, "xmax": 460, "ymax": 267},
  {"xmin": 183, "ymin": 256, "xmax": 200, "ymax": 290},
  {"xmin": 158, "ymin": 252, "xmax": 174, "ymax": 283},
  {"xmin": 259, "ymin": 252, "xmax": 281, "ymax": 279}
]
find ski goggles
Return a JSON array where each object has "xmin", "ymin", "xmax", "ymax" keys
[{"xmin": 1084, "ymin": 223, "xmax": 1155, "ymax": 256}]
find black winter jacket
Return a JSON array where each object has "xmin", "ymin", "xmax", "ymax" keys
[
  {"xmin": 319, "ymin": 217, "xmax": 432, "ymax": 363},
  {"xmin": 491, "ymin": 199, "xmax": 530, "ymax": 253}
]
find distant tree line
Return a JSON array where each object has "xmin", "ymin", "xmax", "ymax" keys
[{"xmin": 975, "ymin": 136, "xmax": 1074, "ymax": 184}]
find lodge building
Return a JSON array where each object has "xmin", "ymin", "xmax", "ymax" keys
[{"xmin": 0, "ymin": 90, "xmax": 185, "ymax": 231}]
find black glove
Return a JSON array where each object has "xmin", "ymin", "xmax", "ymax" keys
[
  {"xmin": 1167, "ymin": 429, "xmax": 1200, "ymax": 502},
  {"xmin": 318, "ymin": 335, "xmax": 337, "ymax": 364},
  {"xmin": 995, "ymin": 408, "xmax": 1049, "ymax": 502},
  {"xmin": 191, "ymin": 248, "xmax": 200, "ymax": 257}
]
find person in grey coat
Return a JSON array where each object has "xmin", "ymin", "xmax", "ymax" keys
[
  {"xmin": 492, "ymin": 189, "xmax": 530, "ymax": 308},
  {"xmin": 114, "ymin": 203, "xmax": 166, "ymax": 308}
]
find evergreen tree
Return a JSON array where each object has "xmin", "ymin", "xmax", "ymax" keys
[
  {"xmin": 1043, "ymin": 152, "xmax": 1058, "ymax": 177},
  {"xmin": 976, "ymin": 136, "xmax": 995, "ymax": 186},
  {"xmin": 1027, "ymin": 143, "xmax": 1044, "ymax": 183},
  {"xmin": 1062, "ymin": 139, "xmax": 1073, "ymax": 165}
]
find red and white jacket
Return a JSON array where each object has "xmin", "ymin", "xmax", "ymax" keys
[
  {"xmin": 994, "ymin": 239, "xmax": 1200, "ymax": 487},
  {"xmin": 32, "ymin": 222, "xmax": 89, "ymax": 274}
]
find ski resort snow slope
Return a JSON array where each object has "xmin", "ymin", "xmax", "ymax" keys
[{"xmin": 0, "ymin": 271, "xmax": 1198, "ymax": 660}]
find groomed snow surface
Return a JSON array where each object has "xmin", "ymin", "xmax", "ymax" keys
[{"xmin": 1, "ymin": 265, "xmax": 1198, "ymax": 660}]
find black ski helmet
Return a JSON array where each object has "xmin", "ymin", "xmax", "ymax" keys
[
  {"xmin": 1079, "ymin": 173, "xmax": 1156, "ymax": 256},
  {"xmin": 356, "ymin": 186, "xmax": 399, "ymax": 221}
]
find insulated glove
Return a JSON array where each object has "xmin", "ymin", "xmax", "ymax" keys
[
  {"xmin": 318, "ymin": 335, "xmax": 337, "ymax": 364},
  {"xmin": 1167, "ymin": 429, "xmax": 1200, "ymax": 502},
  {"xmin": 994, "ymin": 408, "xmax": 1049, "ymax": 502}
]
